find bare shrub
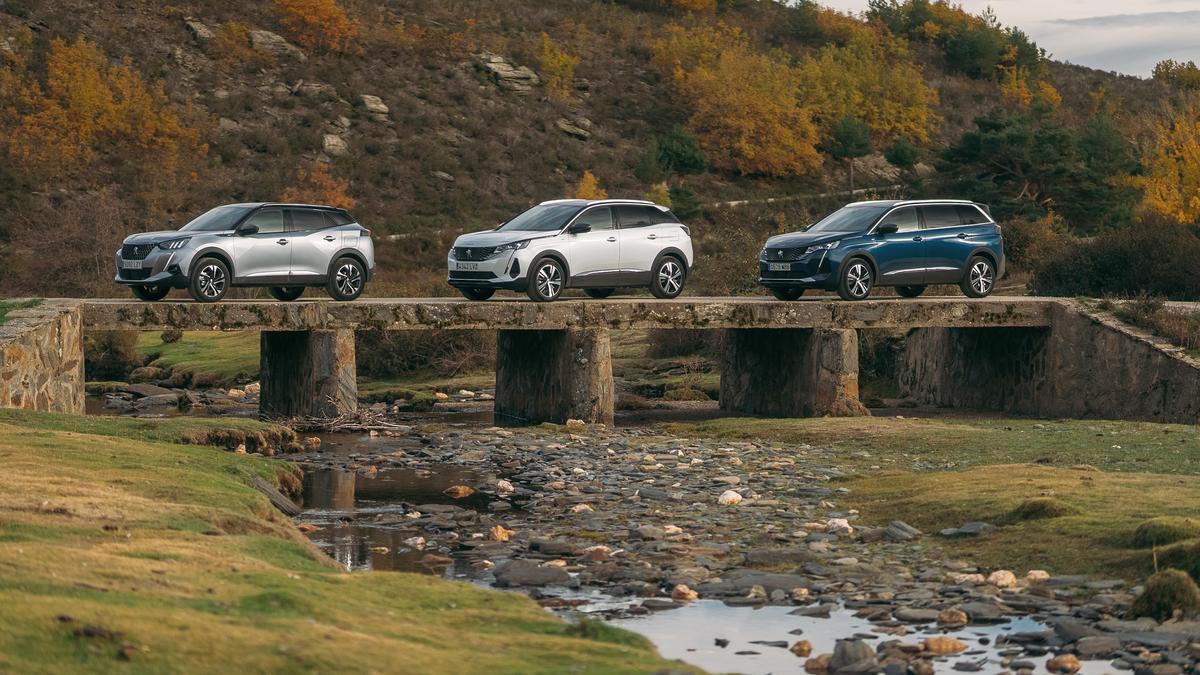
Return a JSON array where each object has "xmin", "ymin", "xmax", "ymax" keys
[
  {"xmin": 84, "ymin": 331, "xmax": 142, "ymax": 381},
  {"xmin": 356, "ymin": 330, "xmax": 496, "ymax": 378}
]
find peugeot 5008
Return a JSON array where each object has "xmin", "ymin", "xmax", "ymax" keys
[
  {"xmin": 447, "ymin": 199, "xmax": 694, "ymax": 302},
  {"xmin": 115, "ymin": 203, "xmax": 376, "ymax": 303},
  {"xmin": 759, "ymin": 199, "xmax": 1004, "ymax": 301}
]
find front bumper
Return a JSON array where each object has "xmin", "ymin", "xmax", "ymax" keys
[
  {"xmin": 757, "ymin": 251, "xmax": 837, "ymax": 290},
  {"xmin": 446, "ymin": 250, "xmax": 527, "ymax": 291},
  {"xmin": 114, "ymin": 248, "xmax": 190, "ymax": 288}
]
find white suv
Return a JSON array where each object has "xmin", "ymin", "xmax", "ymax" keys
[{"xmin": 447, "ymin": 199, "xmax": 694, "ymax": 302}]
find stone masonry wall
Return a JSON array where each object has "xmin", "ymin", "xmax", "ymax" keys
[{"xmin": 0, "ymin": 300, "xmax": 85, "ymax": 414}]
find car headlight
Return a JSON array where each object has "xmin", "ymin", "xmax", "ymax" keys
[
  {"xmin": 804, "ymin": 241, "xmax": 839, "ymax": 255},
  {"xmin": 158, "ymin": 237, "xmax": 191, "ymax": 250},
  {"xmin": 493, "ymin": 240, "xmax": 530, "ymax": 254}
]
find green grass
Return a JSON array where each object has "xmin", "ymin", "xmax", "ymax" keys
[
  {"xmin": 0, "ymin": 298, "xmax": 42, "ymax": 324},
  {"xmin": 673, "ymin": 416, "xmax": 1200, "ymax": 579},
  {"xmin": 136, "ymin": 331, "xmax": 259, "ymax": 384},
  {"xmin": 0, "ymin": 409, "xmax": 693, "ymax": 674}
]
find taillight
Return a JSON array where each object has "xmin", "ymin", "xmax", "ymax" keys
[
  {"xmin": 361, "ymin": 228, "xmax": 371, "ymax": 237},
  {"xmin": 680, "ymin": 224, "xmax": 690, "ymax": 236}
]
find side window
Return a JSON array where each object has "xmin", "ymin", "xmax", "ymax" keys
[
  {"xmin": 290, "ymin": 208, "xmax": 329, "ymax": 232},
  {"xmin": 882, "ymin": 207, "xmax": 920, "ymax": 232},
  {"xmin": 648, "ymin": 208, "xmax": 675, "ymax": 225},
  {"xmin": 572, "ymin": 206, "xmax": 614, "ymax": 231},
  {"xmin": 956, "ymin": 205, "xmax": 989, "ymax": 225},
  {"xmin": 243, "ymin": 207, "xmax": 287, "ymax": 234},
  {"xmin": 326, "ymin": 211, "xmax": 354, "ymax": 227},
  {"xmin": 617, "ymin": 206, "xmax": 654, "ymax": 229},
  {"xmin": 921, "ymin": 205, "xmax": 961, "ymax": 229}
]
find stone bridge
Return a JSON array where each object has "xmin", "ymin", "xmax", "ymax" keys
[{"xmin": 4, "ymin": 297, "xmax": 1200, "ymax": 425}]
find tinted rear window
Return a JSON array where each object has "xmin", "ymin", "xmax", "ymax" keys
[
  {"xmin": 326, "ymin": 210, "xmax": 354, "ymax": 226},
  {"xmin": 956, "ymin": 205, "xmax": 989, "ymax": 224},
  {"xmin": 290, "ymin": 208, "xmax": 329, "ymax": 231},
  {"xmin": 617, "ymin": 206, "xmax": 665, "ymax": 228},
  {"xmin": 921, "ymin": 205, "xmax": 961, "ymax": 229}
]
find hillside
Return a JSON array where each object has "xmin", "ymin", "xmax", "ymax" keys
[{"xmin": 0, "ymin": 0, "xmax": 1187, "ymax": 297}]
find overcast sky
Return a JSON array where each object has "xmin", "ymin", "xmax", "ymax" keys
[{"xmin": 816, "ymin": 0, "xmax": 1200, "ymax": 77}]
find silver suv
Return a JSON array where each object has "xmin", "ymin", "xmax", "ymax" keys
[
  {"xmin": 114, "ymin": 203, "xmax": 376, "ymax": 302},
  {"xmin": 447, "ymin": 199, "xmax": 694, "ymax": 302}
]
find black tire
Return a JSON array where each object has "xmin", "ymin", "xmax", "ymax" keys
[
  {"xmin": 269, "ymin": 286, "xmax": 305, "ymax": 302},
  {"xmin": 837, "ymin": 258, "xmax": 873, "ymax": 301},
  {"xmin": 771, "ymin": 288, "xmax": 805, "ymax": 301},
  {"xmin": 327, "ymin": 257, "xmax": 366, "ymax": 301},
  {"xmin": 526, "ymin": 257, "xmax": 565, "ymax": 302},
  {"xmin": 650, "ymin": 255, "xmax": 686, "ymax": 299},
  {"xmin": 960, "ymin": 255, "xmax": 995, "ymax": 298},
  {"xmin": 131, "ymin": 284, "xmax": 170, "ymax": 301},
  {"xmin": 896, "ymin": 285, "xmax": 926, "ymax": 298},
  {"xmin": 188, "ymin": 257, "xmax": 229, "ymax": 303},
  {"xmin": 460, "ymin": 288, "xmax": 495, "ymax": 301},
  {"xmin": 584, "ymin": 288, "xmax": 615, "ymax": 299}
]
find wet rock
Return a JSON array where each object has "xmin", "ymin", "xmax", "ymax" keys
[
  {"xmin": 922, "ymin": 636, "xmax": 968, "ymax": 655},
  {"xmin": 938, "ymin": 608, "xmax": 969, "ymax": 626},
  {"xmin": 1076, "ymin": 636, "xmax": 1121, "ymax": 659},
  {"xmin": 1046, "ymin": 654, "xmax": 1082, "ymax": 673},
  {"xmin": 829, "ymin": 639, "xmax": 877, "ymax": 673},
  {"xmin": 671, "ymin": 584, "xmax": 699, "ymax": 602},
  {"xmin": 493, "ymin": 559, "xmax": 570, "ymax": 587},
  {"xmin": 894, "ymin": 607, "xmax": 940, "ymax": 623},
  {"xmin": 792, "ymin": 640, "xmax": 814, "ymax": 657}
]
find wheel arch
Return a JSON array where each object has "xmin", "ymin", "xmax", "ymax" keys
[
  {"xmin": 327, "ymin": 248, "xmax": 370, "ymax": 280},
  {"xmin": 191, "ymin": 248, "xmax": 234, "ymax": 278},
  {"xmin": 656, "ymin": 247, "xmax": 689, "ymax": 268},
  {"xmin": 530, "ymin": 249, "xmax": 571, "ymax": 281},
  {"xmin": 968, "ymin": 247, "xmax": 999, "ymax": 270}
]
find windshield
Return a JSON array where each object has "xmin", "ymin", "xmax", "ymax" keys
[
  {"xmin": 498, "ymin": 204, "xmax": 584, "ymax": 232},
  {"xmin": 180, "ymin": 205, "xmax": 255, "ymax": 232},
  {"xmin": 807, "ymin": 205, "xmax": 889, "ymax": 233}
]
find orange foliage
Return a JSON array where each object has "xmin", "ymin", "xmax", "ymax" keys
[
  {"xmin": 1137, "ymin": 99, "xmax": 1200, "ymax": 224},
  {"xmin": 652, "ymin": 22, "xmax": 746, "ymax": 86},
  {"xmin": 1, "ymin": 36, "xmax": 205, "ymax": 195},
  {"xmin": 373, "ymin": 18, "xmax": 478, "ymax": 57},
  {"xmin": 280, "ymin": 163, "xmax": 356, "ymax": 209},
  {"xmin": 657, "ymin": 0, "xmax": 716, "ymax": 11},
  {"xmin": 210, "ymin": 21, "xmax": 272, "ymax": 68},
  {"xmin": 273, "ymin": 0, "xmax": 360, "ymax": 52}
]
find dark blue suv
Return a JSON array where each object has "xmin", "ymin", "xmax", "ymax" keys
[{"xmin": 758, "ymin": 199, "xmax": 1005, "ymax": 301}]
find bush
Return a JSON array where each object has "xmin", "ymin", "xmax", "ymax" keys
[
  {"xmin": 84, "ymin": 331, "xmax": 142, "ymax": 381},
  {"xmin": 1131, "ymin": 517, "xmax": 1200, "ymax": 549},
  {"xmin": 646, "ymin": 329, "xmax": 718, "ymax": 359},
  {"xmin": 1131, "ymin": 569, "xmax": 1200, "ymax": 621},
  {"xmin": 1006, "ymin": 497, "xmax": 1077, "ymax": 522},
  {"xmin": 657, "ymin": 126, "xmax": 706, "ymax": 174},
  {"xmin": 356, "ymin": 331, "xmax": 495, "ymax": 379},
  {"xmin": 161, "ymin": 329, "xmax": 183, "ymax": 344}
]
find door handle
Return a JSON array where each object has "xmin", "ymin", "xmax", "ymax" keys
[
  {"xmin": 912, "ymin": 236, "xmax": 923, "ymax": 242},
  {"xmin": 647, "ymin": 234, "xmax": 657, "ymax": 240},
  {"xmin": 957, "ymin": 233, "xmax": 968, "ymax": 239},
  {"xmin": 606, "ymin": 237, "xmax": 617, "ymax": 242},
  {"xmin": 323, "ymin": 235, "xmax": 336, "ymax": 242},
  {"xmin": 276, "ymin": 239, "xmax": 289, "ymax": 245}
]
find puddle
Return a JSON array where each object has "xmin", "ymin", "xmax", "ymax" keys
[{"xmin": 609, "ymin": 601, "xmax": 1110, "ymax": 675}]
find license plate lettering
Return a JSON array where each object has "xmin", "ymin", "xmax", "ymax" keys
[
  {"xmin": 454, "ymin": 262, "xmax": 479, "ymax": 271},
  {"xmin": 768, "ymin": 263, "xmax": 790, "ymax": 271},
  {"xmin": 122, "ymin": 260, "xmax": 143, "ymax": 270}
]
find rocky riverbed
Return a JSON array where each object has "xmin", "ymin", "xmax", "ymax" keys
[{"xmin": 288, "ymin": 422, "xmax": 1200, "ymax": 675}]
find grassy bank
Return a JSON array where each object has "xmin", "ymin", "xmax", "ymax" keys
[
  {"xmin": 136, "ymin": 331, "xmax": 259, "ymax": 385},
  {"xmin": 674, "ymin": 416, "xmax": 1200, "ymax": 579},
  {"xmin": 0, "ymin": 410, "xmax": 689, "ymax": 673},
  {"xmin": 0, "ymin": 298, "xmax": 42, "ymax": 324}
]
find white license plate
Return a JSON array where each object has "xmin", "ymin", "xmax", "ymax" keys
[
  {"xmin": 122, "ymin": 260, "xmax": 143, "ymax": 270},
  {"xmin": 454, "ymin": 262, "xmax": 480, "ymax": 271},
  {"xmin": 768, "ymin": 263, "xmax": 790, "ymax": 271}
]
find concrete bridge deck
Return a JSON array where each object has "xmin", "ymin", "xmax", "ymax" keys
[{"xmin": 80, "ymin": 296, "xmax": 1054, "ymax": 331}]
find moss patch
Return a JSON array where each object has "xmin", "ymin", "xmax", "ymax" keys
[
  {"xmin": 1131, "ymin": 570, "xmax": 1200, "ymax": 620},
  {"xmin": 1131, "ymin": 517, "xmax": 1200, "ymax": 549}
]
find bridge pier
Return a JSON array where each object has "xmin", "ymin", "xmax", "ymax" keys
[
  {"xmin": 719, "ymin": 328, "xmax": 868, "ymax": 418},
  {"xmin": 260, "ymin": 330, "xmax": 357, "ymax": 419},
  {"xmin": 494, "ymin": 329, "xmax": 614, "ymax": 426},
  {"xmin": 899, "ymin": 327, "xmax": 1047, "ymax": 413}
]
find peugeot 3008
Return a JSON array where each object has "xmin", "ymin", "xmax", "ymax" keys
[
  {"xmin": 758, "ymin": 199, "xmax": 1004, "ymax": 301},
  {"xmin": 447, "ymin": 199, "xmax": 694, "ymax": 302},
  {"xmin": 115, "ymin": 203, "xmax": 376, "ymax": 303}
]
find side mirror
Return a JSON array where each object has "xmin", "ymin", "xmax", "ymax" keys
[
  {"xmin": 876, "ymin": 223, "xmax": 899, "ymax": 235},
  {"xmin": 236, "ymin": 223, "xmax": 259, "ymax": 236},
  {"xmin": 567, "ymin": 222, "xmax": 591, "ymax": 234}
]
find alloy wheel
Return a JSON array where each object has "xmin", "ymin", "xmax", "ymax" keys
[
  {"xmin": 846, "ymin": 262, "xmax": 871, "ymax": 298},
  {"xmin": 335, "ymin": 263, "xmax": 363, "ymax": 297},
  {"xmin": 970, "ymin": 261, "xmax": 993, "ymax": 295},
  {"xmin": 536, "ymin": 262, "xmax": 562, "ymax": 299},
  {"xmin": 658, "ymin": 260, "xmax": 683, "ymax": 296},
  {"xmin": 197, "ymin": 263, "xmax": 226, "ymax": 299}
]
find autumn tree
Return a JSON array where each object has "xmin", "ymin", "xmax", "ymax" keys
[
  {"xmin": 1138, "ymin": 99, "xmax": 1200, "ymax": 224},
  {"xmin": 574, "ymin": 171, "xmax": 607, "ymax": 199},
  {"xmin": 280, "ymin": 163, "xmax": 356, "ymax": 209},
  {"xmin": 273, "ymin": 0, "xmax": 360, "ymax": 53},
  {"xmin": 537, "ymin": 33, "xmax": 579, "ymax": 99},
  {"xmin": 644, "ymin": 182, "xmax": 671, "ymax": 206},
  {"xmin": 1153, "ymin": 59, "xmax": 1200, "ymax": 91},
  {"xmin": 657, "ymin": 0, "xmax": 716, "ymax": 11}
]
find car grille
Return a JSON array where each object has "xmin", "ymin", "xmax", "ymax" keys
[
  {"xmin": 449, "ymin": 270, "xmax": 498, "ymax": 280},
  {"xmin": 122, "ymin": 243, "xmax": 155, "ymax": 260},
  {"xmin": 764, "ymin": 247, "xmax": 805, "ymax": 262},
  {"xmin": 119, "ymin": 268, "xmax": 153, "ymax": 281},
  {"xmin": 452, "ymin": 246, "xmax": 497, "ymax": 261}
]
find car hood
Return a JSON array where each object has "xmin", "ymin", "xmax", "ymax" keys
[
  {"xmin": 453, "ymin": 229, "xmax": 557, "ymax": 247},
  {"xmin": 123, "ymin": 230, "xmax": 187, "ymax": 245},
  {"xmin": 764, "ymin": 231, "xmax": 849, "ymax": 249}
]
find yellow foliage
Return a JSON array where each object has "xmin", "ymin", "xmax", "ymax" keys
[
  {"xmin": 372, "ymin": 17, "xmax": 477, "ymax": 57},
  {"xmin": 210, "ymin": 22, "xmax": 270, "ymax": 68},
  {"xmin": 573, "ymin": 171, "xmax": 607, "ymax": 199},
  {"xmin": 657, "ymin": 0, "xmax": 716, "ymax": 11},
  {"xmin": 652, "ymin": 22, "xmax": 747, "ymax": 88},
  {"xmin": 1138, "ymin": 100, "xmax": 1200, "ymax": 224},
  {"xmin": 1036, "ymin": 80, "xmax": 1062, "ymax": 108},
  {"xmin": 998, "ymin": 64, "xmax": 1032, "ymax": 108},
  {"xmin": 797, "ymin": 30, "xmax": 939, "ymax": 144},
  {"xmin": 1, "ymin": 36, "xmax": 205, "ymax": 196},
  {"xmin": 644, "ymin": 183, "xmax": 671, "ymax": 206},
  {"xmin": 280, "ymin": 163, "xmax": 356, "ymax": 209},
  {"xmin": 537, "ymin": 33, "xmax": 579, "ymax": 99},
  {"xmin": 273, "ymin": 0, "xmax": 360, "ymax": 53}
]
